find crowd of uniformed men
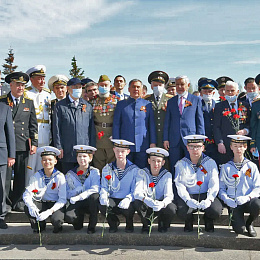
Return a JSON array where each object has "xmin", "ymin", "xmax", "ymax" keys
[{"xmin": 0, "ymin": 65, "xmax": 260, "ymax": 237}]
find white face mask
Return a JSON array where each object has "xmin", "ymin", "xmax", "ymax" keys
[
  {"xmin": 153, "ymin": 85, "xmax": 165, "ymax": 96},
  {"xmin": 72, "ymin": 88, "xmax": 82, "ymax": 99},
  {"xmin": 225, "ymin": 95, "xmax": 237, "ymax": 103},
  {"xmin": 202, "ymin": 94, "xmax": 213, "ymax": 102},
  {"xmin": 247, "ymin": 92, "xmax": 258, "ymax": 100}
]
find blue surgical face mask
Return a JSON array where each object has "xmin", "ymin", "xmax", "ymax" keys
[
  {"xmin": 225, "ymin": 95, "xmax": 237, "ymax": 103},
  {"xmin": 247, "ymin": 92, "xmax": 258, "ymax": 100},
  {"xmin": 202, "ymin": 94, "xmax": 213, "ymax": 102},
  {"xmin": 98, "ymin": 86, "xmax": 109, "ymax": 94},
  {"xmin": 153, "ymin": 85, "xmax": 165, "ymax": 96},
  {"xmin": 72, "ymin": 88, "xmax": 82, "ymax": 99}
]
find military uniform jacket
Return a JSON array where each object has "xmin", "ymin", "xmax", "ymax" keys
[
  {"xmin": 24, "ymin": 86, "xmax": 51, "ymax": 145},
  {"xmin": 134, "ymin": 167, "xmax": 173, "ymax": 207},
  {"xmin": 53, "ymin": 96, "xmax": 96, "ymax": 162},
  {"xmin": 163, "ymin": 93, "xmax": 205, "ymax": 147},
  {"xmin": 23, "ymin": 168, "xmax": 66, "ymax": 211},
  {"xmin": 174, "ymin": 154, "xmax": 219, "ymax": 202},
  {"xmin": 0, "ymin": 92, "xmax": 38, "ymax": 151},
  {"xmin": 219, "ymin": 159, "xmax": 260, "ymax": 203},
  {"xmin": 100, "ymin": 160, "xmax": 139, "ymax": 201},
  {"xmin": 112, "ymin": 97, "xmax": 157, "ymax": 152},
  {"xmin": 145, "ymin": 93, "xmax": 172, "ymax": 147},
  {"xmin": 0, "ymin": 102, "xmax": 15, "ymax": 164},
  {"xmin": 66, "ymin": 166, "xmax": 100, "ymax": 200},
  {"xmin": 50, "ymin": 98, "xmax": 58, "ymax": 146},
  {"xmin": 90, "ymin": 94, "xmax": 120, "ymax": 149},
  {"xmin": 202, "ymin": 99, "xmax": 215, "ymax": 142},
  {"xmin": 250, "ymin": 99, "xmax": 260, "ymax": 149},
  {"xmin": 213, "ymin": 100, "xmax": 250, "ymax": 146}
]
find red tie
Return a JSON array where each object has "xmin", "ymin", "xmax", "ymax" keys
[{"xmin": 179, "ymin": 96, "xmax": 183, "ymax": 115}]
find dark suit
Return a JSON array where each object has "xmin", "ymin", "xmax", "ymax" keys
[
  {"xmin": 0, "ymin": 102, "xmax": 15, "ymax": 219},
  {"xmin": 213, "ymin": 100, "xmax": 250, "ymax": 165},
  {"xmin": 0, "ymin": 93, "xmax": 38, "ymax": 208},
  {"xmin": 53, "ymin": 96, "xmax": 95, "ymax": 173},
  {"xmin": 163, "ymin": 93, "xmax": 205, "ymax": 173}
]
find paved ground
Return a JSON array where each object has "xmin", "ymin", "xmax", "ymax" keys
[{"xmin": 0, "ymin": 245, "xmax": 260, "ymax": 259}]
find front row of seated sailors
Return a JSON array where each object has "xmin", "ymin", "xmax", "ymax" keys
[{"xmin": 22, "ymin": 135, "xmax": 260, "ymax": 237}]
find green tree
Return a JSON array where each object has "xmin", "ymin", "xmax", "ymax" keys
[
  {"xmin": 69, "ymin": 56, "xmax": 84, "ymax": 79},
  {"xmin": 2, "ymin": 48, "xmax": 18, "ymax": 75}
]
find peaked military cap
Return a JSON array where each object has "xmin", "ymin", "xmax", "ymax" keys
[
  {"xmin": 48, "ymin": 75, "xmax": 69, "ymax": 91},
  {"xmin": 255, "ymin": 74, "xmax": 260, "ymax": 85},
  {"xmin": 26, "ymin": 65, "xmax": 46, "ymax": 77},
  {"xmin": 148, "ymin": 70, "xmax": 169, "ymax": 84},
  {"xmin": 198, "ymin": 78, "xmax": 218, "ymax": 90},
  {"xmin": 5, "ymin": 72, "xmax": 29, "ymax": 84},
  {"xmin": 216, "ymin": 76, "xmax": 234, "ymax": 90}
]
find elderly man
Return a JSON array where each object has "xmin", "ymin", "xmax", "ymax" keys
[
  {"xmin": 83, "ymin": 80, "xmax": 99, "ymax": 101},
  {"xmin": 113, "ymin": 75, "xmax": 129, "ymax": 100},
  {"xmin": 163, "ymin": 75, "xmax": 205, "ymax": 174},
  {"xmin": 113, "ymin": 79, "xmax": 156, "ymax": 168},
  {"xmin": 53, "ymin": 78, "xmax": 95, "ymax": 173},
  {"xmin": 24, "ymin": 65, "xmax": 51, "ymax": 184},
  {"xmin": 0, "ymin": 72, "xmax": 38, "ymax": 212},
  {"xmin": 216, "ymin": 76, "xmax": 234, "ymax": 102},
  {"xmin": 214, "ymin": 81, "xmax": 250, "ymax": 165}
]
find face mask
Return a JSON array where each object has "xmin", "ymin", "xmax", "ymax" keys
[
  {"xmin": 178, "ymin": 90, "xmax": 187, "ymax": 97},
  {"xmin": 247, "ymin": 92, "xmax": 258, "ymax": 100},
  {"xmin": 225, "ymin": 95, "xmax": 237, "ymax": 103},
  {"xmin": 98, "ymin": 86, "xmax": 109, "ymax": 95},
  {"xmin": 153, "ymin": 86, "xmax": 165, "ymax": 96},
  {"xmin": 202, "ymin": 94, "xmax": 213, "ymax": 102},
  {"xmin": 72, "ymin": 89, "xmax": 82, "ymax": 99}
]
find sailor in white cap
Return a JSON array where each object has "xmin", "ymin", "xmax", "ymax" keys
[
  {"xmin": 219, "ymin": 135, "xmax": 260, "ymax": 237},
  {"xmin": 65, "ymin": 145, "xmax": 100, "ymax": 234},
  {"xmin": 99, "ymin": 139, "xmax": 139, "ymax": 233},
  {"xmin": 23, "ymin": 146, "xmax": 66, "ymax": 233},
  {"xmin": 174, "ymin": 135, "xmax": 222, "ymax": 232},
  {"xmin": 24, "ymin": 65, "xmax": 52, "ymax": 185},
  {"xmin": 134, "ymin": 147, "xmax": 176, "ymax": 233}
]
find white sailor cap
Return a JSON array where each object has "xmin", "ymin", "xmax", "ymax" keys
[
  {"xmin": 111, "ymin": 139, "xmax": 135, "ymax": 148},
  {"xmin": 184, "ymin": 134, "xmax": 208, "ymax": 143},
  {"xmin": 146, "ymin": 147, "xmax": 169, "ymax": 158},
  {"xmin": 227, "ymin": 135, "xmax": 251, "ymax": 143},
  {"xmin": 26, "ymin": 65, "xmax": 46, "ymax": 77},
  {"xmin": 48, "ymin": 75, "xmax": 69, "ymax": 91},
  {"xmin": 37, "ymin": 146, "xmax": 60, "ymax": 157},
  {"xmin": 73, "ymin": 145, "xmax": 97, "ymax": 153}
]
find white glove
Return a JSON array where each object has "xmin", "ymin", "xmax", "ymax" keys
[
  {"xmin": 199, "ymin": 198, "xmax": 212, "ymax": 210},
  {"xmin": 118, "ymin": 198, "xmax": 131, "ymax": 209},
  {"xmin": 100, "ymin": 195, "xmax": 109, "ymax": 206},
  {"xmin": 144, "ymin": 197, "xmax": 156, "ymax": 208},
  {"xmin": 187, "ymin": 199, "xmax": 199, "ymax": 209},
  {"xmin": 236, "ymin": 195, "xmax": 250, "ymax": 205},
  {"xmin": 28, "ymin": 206, "xmax": 40, "ymax": 218},
  {"xmin": 74, "ymin": 185, "xmax": 83, "ymax": 195},
  {"xmin": 225, "ymin": 197, "xmax": 237, "ymax": 208},
  {"xmin": 152, "ymin": 201, "xmax": 164, "ymax": 212},
  {"xmin": 37, "ymin": 209, "xmax": 52, "ymax": 221},
  {"xmin": 70, "ymin": 195, "xmax": 81, "ymax": 204}
]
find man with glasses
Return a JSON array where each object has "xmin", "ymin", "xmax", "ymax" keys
[
  {"xmin": 53, "ymin": 78, "xmax": 95, "ymax": 173},
  {"xmin": 175, "ymin": 135, "xmax": 222, "ymax": 233}
]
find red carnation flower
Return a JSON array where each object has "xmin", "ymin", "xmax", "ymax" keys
[
  {"xmin": 97, "ymin": 131, "xmax": 105, "ymax": 140},
  {"xmin": 230, "ymin": 108, "xmax": 236, "ymax": 113},
  {"xmin": 197, "ymin": 181, "xmax": 203, "ymax": 186},
  {"xmin": 105, "ymin": 175, "xmax": 112, "ymax": 181},
  {"xmin": 32, "ymin": 189, "xmax": 38, "ymax": 194},
  {"xmin": 223, "ymin": 111, "xmax": 231, "ymax": 116},
  {"xmin": 233, "ymin": 114, "xmax": 240, "ymax": 119},
  {"xmin": 149, "ymin": 182, "xmax": 155, "ymax": 188},
  {"xmin": 232, "ymin": 174, "xmax": 239, "ymax": 179},
  {"xmin": 77, "ymin": 170, "xmax": 84, "ymax": 176},
  {"xmin": 51, "ymin": 183, "xmax": 56, "ymax": 190},
  {"xmin": 237, "ymin": 107, "xmax": 243, "ymax": 111},
  {"xmin": 220, "ymin": 96, "xmax": 226, "ymax": 101}
]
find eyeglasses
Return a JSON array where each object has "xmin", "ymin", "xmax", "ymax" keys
[{"xmin": 188, "ymin": 145, "xmax": 203, "ymax": 150}]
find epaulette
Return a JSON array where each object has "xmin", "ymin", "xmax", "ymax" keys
[
  {"xmin": 43, "ymin": 88, "xmax": 51, "ymax": 93},
  {"xmin": 24, "ymin": 96, "xmax": 33, "ymax": 101},
  {"xmin": 25, "ymin": 86, "xmax": 32, "ymax": 91},
  {"xmin": 165, "ymin": 94, "xmax": 173, "ymax": 98},
  {"xmin": 144, "ymin": 94, "xmax": 152, "ymax": 99},
  {"xmin": 252, "ymin": 98, "xmax": 260, "ymax": 104},
  {"xmin": 51, "ymin": 99, "xmax": 56, "ymax": 103},
  {"xmin": 0, "ymin": 95, "xmax": 7, "ymax": 99}
]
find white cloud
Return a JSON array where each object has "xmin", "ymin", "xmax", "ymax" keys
[
  {"xmin": 234, "ymin": 60, "xmax": 260, "ymax": 65},
  {"xmin": 0, "ymin": 0, "xmax": 132, "ymax": 42},
  {"xmin": 151, "ymin": 6, "xmax": 200, "ymax": 18}
]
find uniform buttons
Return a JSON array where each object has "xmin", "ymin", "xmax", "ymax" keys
[
  {"xmin": 13, "ymin": 121, "xmax": 15, "ymax": 124},
  {"xmin": 21, "ymin": 133, "xmax": 24, "ymax": 136},
  {"xmin": 158, "ymin": 111, "xmax": 160, "ymax": 113},
  {"xmin": 22, "ymin": 128, "xmax": 24, "ymax": 130},
  {"xmin": 158, "ymin": 117, "xmax": 160, "ymax": 120},
  {"xmin": 158, "ymin": 129, "xmax": 161, "ymax": 131},
  {"xmin": 22, "ymin": 122, "xmax": 24, "ymax": 125},
  {"xmin": 158, "ymin": 123, "xmax": 161, "ymax": 126}
]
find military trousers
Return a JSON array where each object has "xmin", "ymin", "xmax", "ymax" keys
[
  {"xmin": 93, "ymin": 147, "xmax": 115, "ymax": 172},
  {"xmin": 0, "ymin": 164, "xmax": 7, "ymax": 220}
]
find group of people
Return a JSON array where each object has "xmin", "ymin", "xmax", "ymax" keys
[{"xmin": 0, "ymin": 65, "xmax": 260, "ymax": 238}]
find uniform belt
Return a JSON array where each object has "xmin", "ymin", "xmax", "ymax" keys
[
  {"xmin": 94, "ymin": 121, "xmax": 113, "ymax": 128},
  {"xmin": 42, "ymin": 200, "xmax": 56, "ymax": 203},
  {"xmin": 37, "ymin": 119, "xmax": 49, "ymax": 124}
]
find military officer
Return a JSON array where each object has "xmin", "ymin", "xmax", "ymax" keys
[
  {"xmin": 219, "ymin": 135, "xmax": 260, "ymax": 237},
  {"xmin": 113, "ymin": 79, "xmax": 157, "ymax": 168},
  {"xmin": 90, "ymin": 75, "xmax": 120, "ymax": 171},
  {"xmin": 175, "ymin": 135, "xmax": 222, "ymax": 232},
  {"xmin": 216, "ymin": 76, "xmax": 234, "ymax": 102},
  {"xmin": 24, "ymin": 65, "xmax": 51, "ymax": 185},
  {"xmin": 0, "ymin": 72, "xmax": 38, "ymax": 211},
  {"xmin": 165, "ymin": 77, "xmax": 177, "ymax": 96},
  {"xmin": 53, "ymin": 78, "xmax": 95, "ymax": 174}
]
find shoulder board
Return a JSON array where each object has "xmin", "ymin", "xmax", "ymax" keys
[
  {"xmin": 51, "ymin": 99, "xmax": 56, "ymax": 103},
  {"xmin": 25, "ymin": 86, "xmax": 32, "ymax": 91},
  {"xmin": 24, "ymin": 96, "xmax": 33, "ymax": 101},
  {"xmin": 252, "ymin": 98, "xmax": 260, "ymax": 104},
  {"xmin": 43, "ymin": 88, "xmax": 51, "ymax": 93},
  {"xmin": 165, "ymin": 94, "xmax": 173, "ymax": 98},
  {"xmin": 144, "ymin": 94, "xmax": 152, "ymax": 99},
  {"xmin": 0, "ymin": 95, "xmax": 7, "ymax": 99}
]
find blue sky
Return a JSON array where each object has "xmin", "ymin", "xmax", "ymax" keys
[{"xmin": 1, "ymin": 0, "xmax": 260, "ymax": 92}]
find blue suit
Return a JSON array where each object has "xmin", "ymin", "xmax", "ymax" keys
[
  {"xmin": 113, "ymin": 97, "xmax": 156, "ymax": 168},
  {"xmin": 163, "ymin": 93, "xmax": 205, "ymax": 173}
]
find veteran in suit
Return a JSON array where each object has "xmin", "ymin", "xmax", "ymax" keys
[
  {"xmin": 113, "ymin": 79, "xmax": 156, "ymax": 168},
  {"xmin": 53, "ymin": 78, "xmax": 95, "ymax": 174},
  {"xmin": 0, "ymin": 72, "xmax": 38, "ymax": 211}
]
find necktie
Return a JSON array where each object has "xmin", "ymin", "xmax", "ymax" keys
[
  {"xmin": 179, "ymin": 96, "xmax": 183, "ymax": 115},
  {"xmin": 208, "ymin": 102, "xmax": 211, "ymax": 111},
  {"xmin": 15, "ymin": 98, "xmax": 19, "ymax": 106},
  {"xmin": 156, "ymin": 96, "xmax": 159, "ymax": 102},
  {"xmin": 230, "ymin": 102, "xmax": 235, "ymax": 110}
]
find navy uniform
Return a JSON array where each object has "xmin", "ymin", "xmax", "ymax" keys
[
  {"xmin": 219, "ymin": 135, "xmax": 260, "ymax": 237},
  {"xmin": 0, "ymin": 102, "xmax": 15, "ymax": 228},
  {"xmin": 134, "ymin": 148, "xmax": 176, "ymax": 233},
  {"xmin": 24, "ymin": 65, "xmax": 51, "ymax": 184},
  {"xmin": 65, "ymin": 145, "xmax": 100, "ymax": 233},
  {"xmin": 174, "ymin": 135, "xmax": 222, "ymax": 232},
  {"xmin": 0, "ymin": 72, "xmax": 38, "ymax": 211},
  {"xmin": 23, "ymin": 146, "xmax": 66, "ymax": 233},
  {"xmin": 99, "ymin": 139, "xmax": 139, "ymax": 233}
]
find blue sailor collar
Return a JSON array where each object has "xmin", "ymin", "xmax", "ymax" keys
[
  {"xmin": 143, "ymin": 166, "xmax": 168, "ymax": 186},
  {"xmin": 68, "ymin": 165, "xmax": 91, "ymax": 181},
  {"xmin": 182, "ymin": 153, "xmax": 211, "ymax": 171},
  {"xmin": 38, "ymin": 168, "xmax": 59, "ymax": 181},
  {"xmin": 227, "ymin": 157, "xmax": 250, "ymax": 170},
  {"xmin": 109, "ymin": 159, "xmax": 137, "ymax": 180}
]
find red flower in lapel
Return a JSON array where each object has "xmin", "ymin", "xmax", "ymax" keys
[{"xmin": 51, "ymin": 183, "xmax": 56, "ymax": 190}]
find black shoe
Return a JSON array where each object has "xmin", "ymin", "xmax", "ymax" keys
[
  {"xmin": 184, "ymin": 221, "xmax": 193, "ymax": 232},
  {"xmin": 53, "ymin": 226, "xmax": 63, "ymax": 233},
  {"xmin": 125, "ymin": 227, "xmax": 134, "ymax": 233},
  {"xmin": 108, "ymin": 219, "xmax": 120, "ymax": 233},
  {"xmin": 0, "ymin": 219, "xmax": 8, "ymax": 229},
  {"xmin": 141, "ymin": 225, "xmax": 149, "ymax": 234},
  {"xmin": 246, "ymin": 223, "xmax": 257, "ymax": 237},
  {"xmin": 158, "ymin": 227, "xmax": 168, "ymax": 233},
  {"xmin": 73, "ymin": 223, "xmax": 83, "ymax": 230},
  {"xmin": 12, "ymin": 205, "xmax": 24, "ymax": 212},
  {"xmin": 204, "ymin": 217, "xmax": 214, "ymax": 232},
  {"xmin": 87, "ymin": 228, "xmax": 96, "ymax": 234}
]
